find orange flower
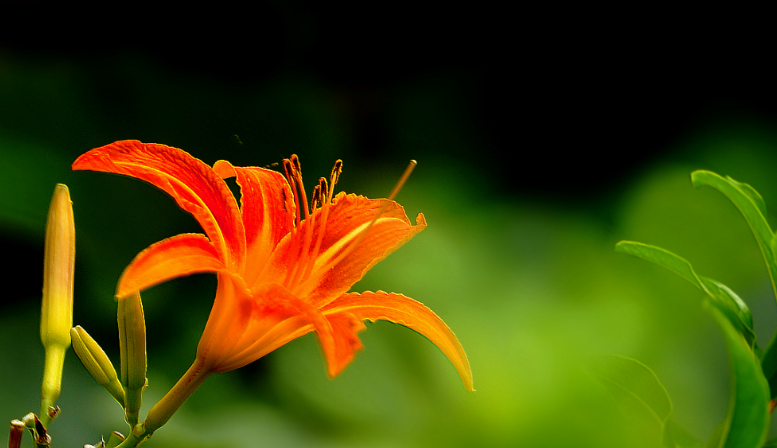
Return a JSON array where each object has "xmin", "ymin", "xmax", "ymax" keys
[{"xmin": 72, "ymin": 140, "xmax": 472, "ymax": 392}]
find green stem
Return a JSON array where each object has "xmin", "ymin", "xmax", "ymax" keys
[
  {"xmin": 115, "ymin": 359, "xmax": 212, "ymax": 448},
  {"xmin": 39, "ymin": 344, "xmax": 67, "ymax": 428}
]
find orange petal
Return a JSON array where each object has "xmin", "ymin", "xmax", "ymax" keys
[
  {"xmin": 216, "ymin": 314, "xmax": 312, "ymax": 372},
  {"xmin": 214, "ymin": 283, "xmax": 365, "ymax": 377},
  {"xmin": 214, "ymin": 160, "xmax": 294, "ymax": 284},
  {"xmin": 197, "ymin": 273, "xmax": 253, "ymax": 371},
  {"xmin": 262, "ymin": 193, "xmax": 426, "ymax": 306},
  {"xmin": 320, "ymin": 312, "xmax": 367, "ymax": 377},
  {"xmin": 322, "ymin": 291, "xmax": 474, "ymax": 392},
  {"xmin": 117, "ymin": 234, "xmax": 226, "ymax": 298},
  {"xmin": 73, "ymin": 141, "xmax": 245, "ymax": 270}
]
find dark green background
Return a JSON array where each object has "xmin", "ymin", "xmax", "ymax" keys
[{"xmin": 3, "ymin": 6, "xmax": 777, "ymax": 447}]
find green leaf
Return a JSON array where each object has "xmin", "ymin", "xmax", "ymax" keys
[
  {"xmin": 615, "ymin": 241, "xmax": 755, "ymax": 348},
  {"xmin": 700, "ymin": 279, "xmax": 754, "ymax": 340},
  {"xmin": 691, "ymin": 170, "xmax": 775, "ymax": 300},
  {"xmin": 734, "ymin": 179, "xmax": 768, "ymax": 219},
  {"xmin": 583, "ymin": 354, "xmax": 673, "ymax": 427},
  {"xmin": 690, "ymin": 173, "xmax": 773, "ymax": 279},
  {"xmin": 690, "ymin": 171, "xmax": 777, "ymax": 394},
  {"xmin": 705, "ymin": 307, "xmax": 770, "ymax": 448},
  {"xmin": 763, "ymin": 236, "xmax": 777, "ymax": 394}
]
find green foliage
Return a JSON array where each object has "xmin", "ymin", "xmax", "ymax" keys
[
  {"xmin": 617, "ymin": 171, "xmax": 777, "ymax": 447},
  {"xmin": 614, "ymin": 241, "xmax": 755, "ymax": 348},
  {"xmin": 690, "ymin": 171, "xmax": 777, "ymax": 399},
  {"xmin": 706, "ymin": 308, "xmax": 769, "ymax": 448}
]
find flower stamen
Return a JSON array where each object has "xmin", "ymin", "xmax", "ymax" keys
[
  {"xmin": 282, "ymin": 159, "xmax": 298, "ymax": 232},
  {"xmin": 289, "ymin": 160, "xmax": 342, "ymax": 292},
  {"xmin": 299, "ymin": 160, "xmax": 416, "ymax": 292},
  {"xmin": 295, "ymin": 162, "xmax": 342, "ymax": 289},
  {"xmin": 284, "ymin": 155, "xmax": 316, "ymax": 288}
]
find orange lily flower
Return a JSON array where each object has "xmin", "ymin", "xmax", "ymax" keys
[{"xmin": 72, "ymin": 141, "xmax": 472, "ymax": 394}]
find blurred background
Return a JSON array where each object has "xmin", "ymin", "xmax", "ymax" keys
[{"xmin": 3, "ymin": 4, "xmax": 777, "ymax": 447}]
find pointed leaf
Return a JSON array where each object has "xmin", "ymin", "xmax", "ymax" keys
[
  {"xmin": 615, "ymin": 241, "xmax": 755, "ymax": 347},
  {"xmin": 616, "ymin": 240, "xmax": 704, "ymax": 287},
  {"xmin": 691, "ymin": 170, "xmax": 775, "ymax": 296},
  {"xmin": 705, "ymin": 306, "xmax": 770, "ymax": 448},
  {"xmin": 763, "ymin": 235, "xmax": 777, "ymax": 391},
  {"xmin": 699, "ymin": 277, "xmax": 755, "ymax": 347},
  {"xmin": 691, "ymin": 171, "xmax": 777, "ymax": 393},
  {"xmin": 690, "ymin": 173, "xmax": 773, "ymax": 274},
  {"xmin": 731, "ymin": 177, "xmax": 768, "ymax": 218}
]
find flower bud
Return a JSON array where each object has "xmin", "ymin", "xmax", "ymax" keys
[
  {"xmin": 71, "ymin": 325, "xmax": 125, "ymax": 405},
  {"xmin": 118, "ymin": 291, "xmax": 147, "ymax": 426},
  {"xmin": 40, "ymin": 184, "xmax": 75, "ymax": 426}
]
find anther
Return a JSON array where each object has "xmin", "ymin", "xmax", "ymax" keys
[
  {"xmin": 291, "ymin": 154, "xmax": 302, "ymax": 176},
  {"xmin": 290, "ymin": 155, "xmax": 310, "ymax": 219},
  {"xmin": 282, "ymin": 159, "xmax": 299, "ymax": 230},
  {"xmin": 318, "ymin": 177, "xmax": 329, "ymax": 204},
  {"xmin": 311, "ymin": 182, "xmax": 322, "ymax": 211},
  {"xmin": 282, "ymin": 159, "xmax": 293, "ymax": 184},
  {"xmin": 329, "ymin": 160, "xmax": 342, "ymax": 200}
]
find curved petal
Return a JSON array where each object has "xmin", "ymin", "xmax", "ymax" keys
[
  {"xmin": 215, "ymin": 283, "xmax": 365, "ymax": 377},
  {"xmin": 117, "ymin": 234, "xmax": 226, "ymax": 297},
  {"xmin": 308, "ymin": 211, "xmax": 426, "ymax": 306},
  {"xmin": 197, "ymin": 273, "xmax": 253, "ymax": 371},
  {"xmin": 260, "ymin": 193, "xmax": 426, "ymax": 306},
  {"xmin": 214, "ymin": 160, "xmax": 294, "ymax": 283},
  {"xmin": 320, "ymin": 312, "xmax": 367, "ymax": 377},
  {"xmin": 322, "ymin": 291, "xmax": 474, "ymax": 392},
  {"xmin": 73, "ymin": 140, "xmax": 245, "ymax": 270},
  {"xmin": 216, "ymin": 314, "xmax": 312, "ymax": 373}
]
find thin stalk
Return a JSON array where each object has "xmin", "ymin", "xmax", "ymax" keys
[{"xmin": 116, "ymin": 360, "xmax": 212, "ymax": 448}]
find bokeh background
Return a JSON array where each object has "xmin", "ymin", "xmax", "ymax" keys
[{"xmin": 3, "ymin": 6, "xmax": 777, "ymax": 447}]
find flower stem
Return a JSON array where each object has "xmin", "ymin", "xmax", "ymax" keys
[
  {"xmin": 116, "ymin": 360, "xmax": 212, "ymax": 448},
  {"xmin": 39, "ymin": 344, "xmax": 67, "ymax": 427}
]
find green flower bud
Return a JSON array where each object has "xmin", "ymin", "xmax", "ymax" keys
[
  {"xmin": 71, "ymin": 326, "xmax": 125, "ymax": 405},
  {"xmin": 118, "ymin": 291, "xmax": 147, "ymax": 426},
  {"xmin": 40, "ymin": 184, "xmax": 75, "ymax": 427}
]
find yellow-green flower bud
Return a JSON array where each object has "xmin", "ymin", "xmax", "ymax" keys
[
  {"xmin": 40, "ymin": 184, "xmax": 75, "ymax": 427},
  {"xmin": 71, "ymin": 325, "xmax": 125, "ymax": 405},
  {"xmin": 118, "ymin": 291, "xmax": 147, "ymax": 426}
]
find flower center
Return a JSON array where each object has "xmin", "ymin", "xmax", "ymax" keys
[
  {"xmin": 278, "ymin": 156, "xmax": 416, "ymax": 297},
  {"xmin": 281, "ymin": 156, "xmax": 341, "ymax": 293}
]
